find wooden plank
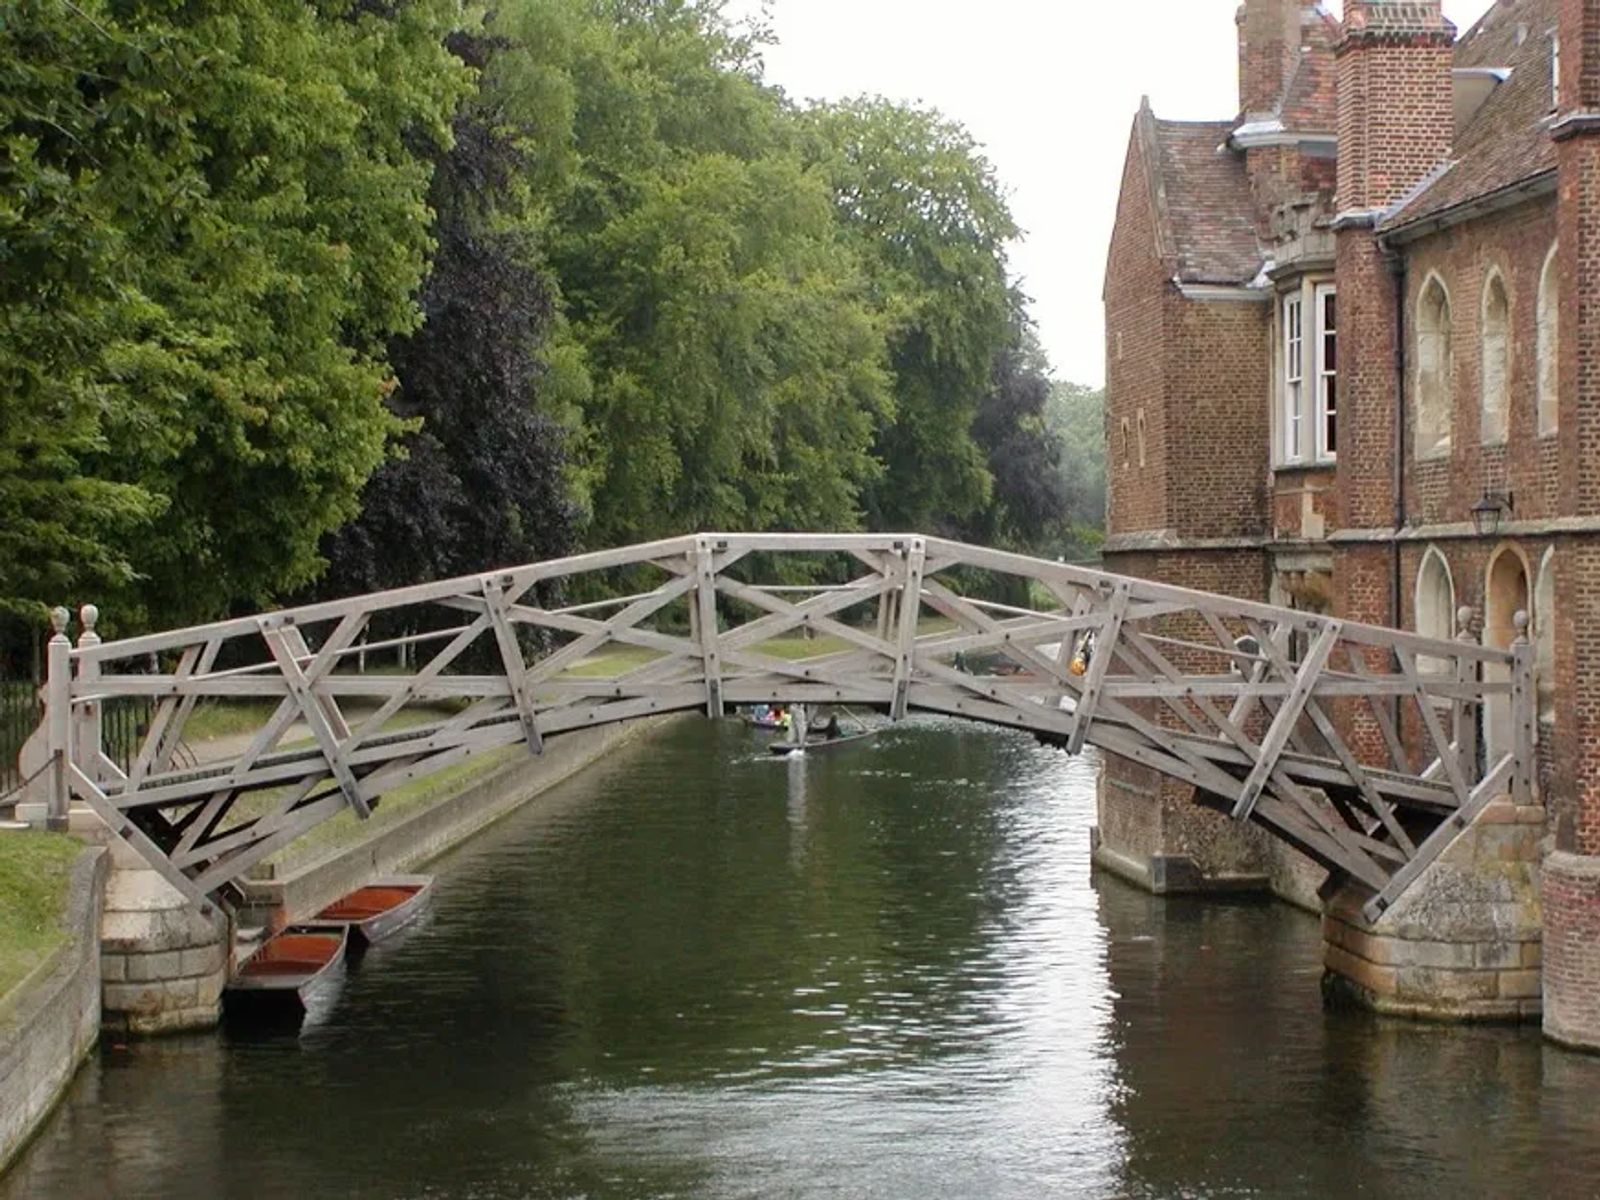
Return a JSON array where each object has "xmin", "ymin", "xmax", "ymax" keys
[
  {"xmin": 1395, "ymin": 645, "xmax": 1474, "ymax": 806},
  {"xmin": 264, "ymin": 623, "xmax": 371, "ymax": 818},
  {"xmin": 890, "ymin": 541, "xmax": 926, "ymax": 720},
  {"xmin": 68, "ymin": 765, "xmax": 218, "ymax": 915},
  {"xmin": 1068, "ymin": 584, "xmax": 1131, "ymax": 755},
  {"xmin": 1232, "ymin": 622, "xmax": 1340, "ymax": 820},
  {"xmin": 694, "ymin": 540, "xmax": 724, "ymax": 717}
]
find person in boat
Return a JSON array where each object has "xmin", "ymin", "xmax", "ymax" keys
[
  {"xmin": 777, "ymin": 706, "xmax": 791, "ymax": 732},
  {"xmin": 752, "ymin": 703, "xmax": 772, "ymax": 723},
  {"xmin": 821, "ymin": 713, "xmax": 842, "ymax": 740}
]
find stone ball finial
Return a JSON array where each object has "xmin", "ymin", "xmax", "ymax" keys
[
  {"xmin": 1514, "ymin": 609, "xmax": 1530, "ymax": 633},
  {"xmin": 1457, "ymin": 605, "xmax": 1475, "ymax": 628},
  {"xmin": 50, "ymin": 606, "xmax": 70, "ymax": 636},
  {"xmin": 79, "ymin": 604, "xmax": 99, "ymax": 633}
]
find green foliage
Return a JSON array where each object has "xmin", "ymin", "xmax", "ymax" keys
[
  {"xmin": 1043, "ymin": 381, "xmax": 1107, "ymax": 561},
  {"xmin": 529, "ymin": 0, "xmax": 891, "ymax": 545},
  {"xmin": 0, "ymin": 0, "xmax": 469, "ymax": 626},
  {"xmin": 2, "ymin": 0, "xmax": 1066, "ymax": 633},
  {"xmin": 805, "ymin": 98, "xmax": 1019, "ymax": 533}
]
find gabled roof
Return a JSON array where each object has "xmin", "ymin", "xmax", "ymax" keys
[
  {"xmin": 1146, "ymin": 112, "xmax": 1263, "ymax": 286},
  {"xmin": 1382, "ymin": 0, "xmax": 1558, "ymax": 232}
]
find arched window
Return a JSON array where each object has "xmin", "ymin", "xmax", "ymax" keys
[
  {"xmin": 1415, "ymin": 547, "xmax": 1456, "ymax": 675},
  {"xmin": 1120, "ymin": 418, "xmax": 1131, "ymax": 468},
  {"xmin": 1484, "ymin": 547, "xmax": 1531, "ymax": 761},
  {"xmin": 1416, "ymin": 277, "xmax": 1454, "ymax": 457},
  {"xmin": 1538, "ymin": 245, "xmax": 1559, "ymax": 436},
  {"xmin": 1481, "ymin": 271, "xmax": 1510, "ymax": 444},
  {"xmin": 1535, "ymin": 548, "xmax": 1555, "ymax": 721},
  {"xmin": 1136, "ymin": 409, "xmax": 1147, "ymax": 467}
]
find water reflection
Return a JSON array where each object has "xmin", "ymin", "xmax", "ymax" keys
[{"xmin": 4, "ymin": 718, "xmax": 1599, "ymax": 1199}]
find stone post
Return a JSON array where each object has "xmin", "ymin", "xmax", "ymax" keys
[
  {"xmin": 74, "ymin": 605, "xmax": 103, "ymax": 790},
  {"xmin": 44, "ymin": 606, "xmax": 72, "ymax": 832}
]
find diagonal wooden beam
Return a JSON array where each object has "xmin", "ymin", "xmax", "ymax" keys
[
  {"xmin": 1233, "ymin": 622, "xmax": 1339, "ymax": 820},
  {"xmin": 483, "ymin": 577, "xmax": 543, "ymax": 755},
  {"xmin": 264, "ymin": 625, "xmax": 371, "ymax": 819},
  {"xmin": 890, "ymin": 540, "xmax": 927, "ymax": 720},
  {"xmin": 1068, "ymin": 584, "xmax": 1131, "ymax": 755}
]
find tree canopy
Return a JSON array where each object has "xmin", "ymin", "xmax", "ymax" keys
[{"xmin": 1, "ymin": 0, "xmax": 1097, "ymax": 634}]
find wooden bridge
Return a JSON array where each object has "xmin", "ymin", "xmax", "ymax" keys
[{"xmin": 16, "ymin": 534, "xmax": 1534, "ymax": 923}]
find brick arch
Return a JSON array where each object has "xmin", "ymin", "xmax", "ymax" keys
[{"xmin": 1484, "ymin": 542, "xmax": 1531, "ymax": 761}]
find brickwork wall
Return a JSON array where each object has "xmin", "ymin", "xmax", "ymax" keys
[
  {"xmin": 1335, "ymin": 8, "xmax": 1454, "ymax": 211},
  {"xmin": 1399, "ymin": 201, "xmax": 1561, "ymax": 527},
  {"xmin": 1167, "ymin": 297, "xmax": 1272, "ymax": 541},
  {"xmin": 1334, "ymin": 231, "xmax": 1400, "ymax": 533},
  {"xmin": 1105, "ymin": 124, "xmax": 1171, "ymax": 537},
  {"xmin": 1542, "ymin": 851, "xmax": 1600, "ymax": 1045}
]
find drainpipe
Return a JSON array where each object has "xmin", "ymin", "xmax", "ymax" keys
[
  {"xmin": 1383, "ymin": 238, "xmax": 1407, "ymax": 628},
  {"xmin": 1383, "ymin": 238, "xmax": 1408, "ymax": 749}
]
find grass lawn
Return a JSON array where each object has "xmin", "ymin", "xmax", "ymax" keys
[
  {"xmin": 0, "ymin": 833, "xmax": 83, "ymax": 1000},
  {"xmin": 260, "ymin": 745, "xmax": 522, "ymax": 875}
]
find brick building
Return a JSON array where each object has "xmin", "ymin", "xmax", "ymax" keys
[{"xmin": 1101, "ymin": 0, "xmax": 1600, "ymax": 1048}]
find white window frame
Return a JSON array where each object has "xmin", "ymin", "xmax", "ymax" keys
[
  {"xmin": 1314, "ymin": 283, "xmax": 1337, "ymax": 462},
  {"xmin": 1278, "ymin": 281, "xmax": 1336, "ymax": 466},
  {"xmin": 1282, "ymin": 293, "xmax": 1305, "ymax": 464}
]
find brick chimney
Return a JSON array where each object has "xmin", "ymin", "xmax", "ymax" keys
[
  {"xmin": 1334, "ymin": 1, "xmax": 1456, "ymax": 213},
  {"xmin": 1237, "ymin": 0, "xmax": 1302, "ymax": 118}
]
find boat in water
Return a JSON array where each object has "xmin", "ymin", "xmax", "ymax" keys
[
  {"xmin": 309, "ymin": 875, "xmax": 435, "ymax": 951},
  {"xmin": 769, "ymin": 729, "xmax": 878, "ymax": 756},
  {"xmin": 224, "ymin": 926, "xmax": 348, "ymax": 1016}
]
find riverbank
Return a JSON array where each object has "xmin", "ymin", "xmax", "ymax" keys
[
  {"xmin": 240, "ymin": 714, "xmax": 688, "ymax": 931},
  {"xmin": 0, "ymin": 841, "xmax": 106, "ymax": 1173}
]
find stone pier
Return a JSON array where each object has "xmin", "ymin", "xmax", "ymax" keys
[
  {"xmin": 1321, "ymin": 798, "xmax": 1545, "ymax": 1021},
  {"xmin": 74, "ymin": 811, "xmax": 230, "ymax": 1036}
]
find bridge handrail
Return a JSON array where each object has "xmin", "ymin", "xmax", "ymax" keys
[{"xmin": 21, "ymin": 532, "xmax": 1534, "ymax": 924}]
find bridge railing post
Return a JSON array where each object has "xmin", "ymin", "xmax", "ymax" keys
[
  {"xmin": 1452, "ymin": 607, "xmax": 1478, "ymax": 786},
  {"xmin": 75, "ymin": 605, "xmax": 103, "ymax": 790},
  {"xmin": 889, "ymin": 539, "xmax": 925, "ymax": 721},
  {"xmin": 693, "ymin": 540, "xmax": 724, "ymax": 718},
  {"xmin": 44, "ymin": 607, "xmax": 73, "ymax": 832},
  {"xmin": 1510, "ymin": 610, "xmax": 1535, "ymax": 805}
]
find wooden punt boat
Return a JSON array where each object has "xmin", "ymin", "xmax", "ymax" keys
[
  {"xmin": 225, "ymin": 927, "xmax": 348, "ymax": 1014},
  {"xmin": 310, "ymin": 875, "xmax": 434, "ymax": 950},
  {"xmin": 769, "ymin": 729, "xmax": 878, "ymax": 756}
]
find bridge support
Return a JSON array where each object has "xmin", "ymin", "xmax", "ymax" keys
[{"xmin": 1321, "ymin": 796, "xmax": 1545, "ymax": 1022}]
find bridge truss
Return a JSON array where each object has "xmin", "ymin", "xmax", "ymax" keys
[{"xmin": 20, "ymin": 534, "xmax": 1533, "ymax": 921}]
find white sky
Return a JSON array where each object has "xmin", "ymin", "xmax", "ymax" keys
[{"xmin": 727, "ymin": 0, "xmax": 1497, "ymax": 386}]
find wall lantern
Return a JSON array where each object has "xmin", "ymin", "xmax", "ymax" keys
[{"xmin": 1470, "ymin": 489, "xmax": 1513, "ymax": 538}]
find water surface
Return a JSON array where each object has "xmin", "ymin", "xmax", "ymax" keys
[{"xmin": 6, "ymin": 718, "xmax": 1598, "ymax": 1198}]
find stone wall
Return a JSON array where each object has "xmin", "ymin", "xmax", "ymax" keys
[
  {"xmin": 239, "ymin": 715, "xmax": 682, "ymax": 930},
  {"xmin": 1322, "ymin": 797, "xmax": 1544, "ymax": 1021},
  {"xmin": 0, "ymin": 846, "xmax": 107, "ymax": 1172}
]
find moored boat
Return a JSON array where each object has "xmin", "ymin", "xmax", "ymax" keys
[
  {"xmin": 311, "ymin": 875, "xmax": 435, "ymax": 950},
  {"xmin": 225, "ymin": 926, "xmax": 348, "ymax": 1015},
  {"xmin": 769, "ymin": 729, "xmax": 878, "ymax": 756}
]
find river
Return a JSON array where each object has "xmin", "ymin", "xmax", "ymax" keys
[{"xmin": 5, "ymin": 716, "xmax": 1600, "ymax": 1199}]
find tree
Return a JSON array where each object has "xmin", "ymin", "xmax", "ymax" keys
[
  {"xmin": 527, "ymin": 0, "xmax": 891, "ymax": 545},
  {"xmin": 0, "ymin": 0, "xmax": 470, "ymax": 626},
  {"xmin": 320, "ymin": 20, "xmax": 579, "ymax": 596},
  {"xmin": 805, "ymin": 98, "xmax": 1019, "ymax": 535},
  {"xmin": 1043, "ymin": 381, "xmax": 1107, "ymax": 561},
  {"xmin": 966, "ymin": 317, "xmax": 1066, "ymax": 551}
]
